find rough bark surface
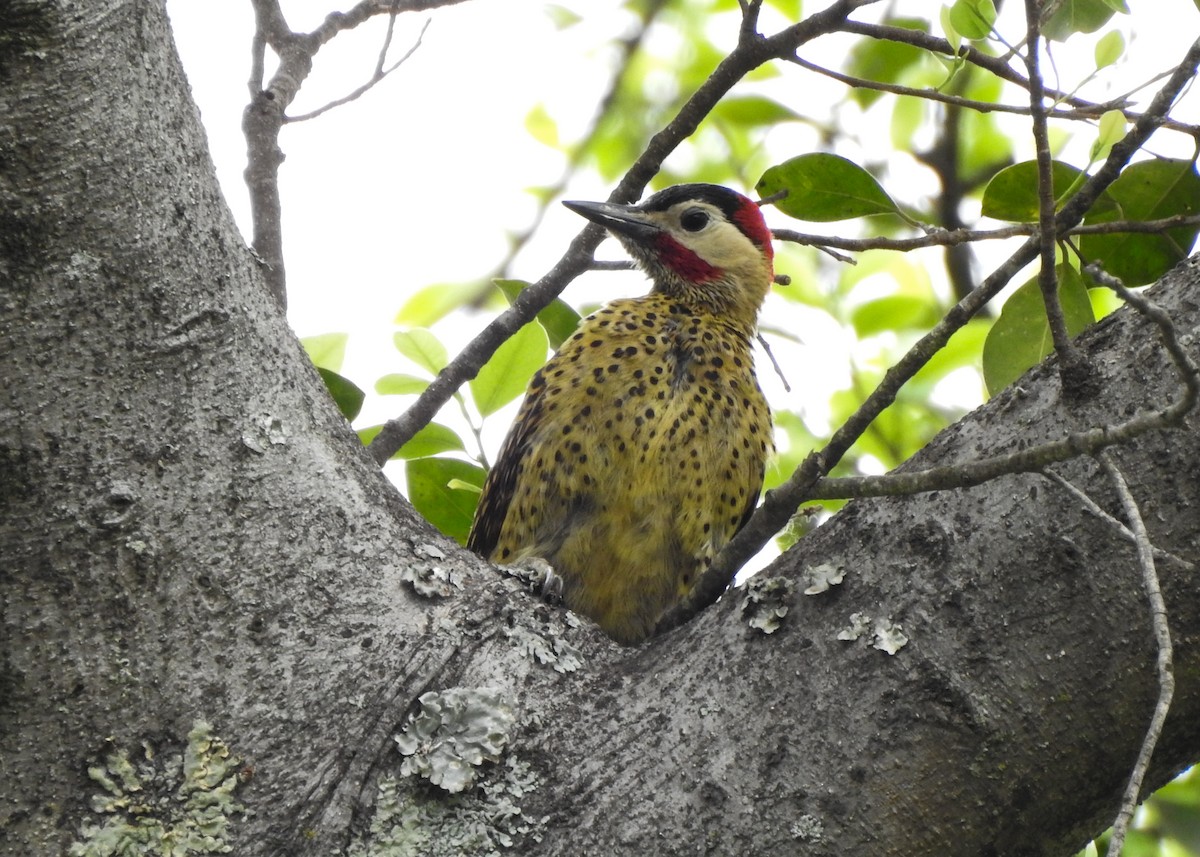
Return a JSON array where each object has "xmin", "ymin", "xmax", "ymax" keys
[{"xmin": 2, "ymin": 2, "xmax": 1198, "ymax": 857}]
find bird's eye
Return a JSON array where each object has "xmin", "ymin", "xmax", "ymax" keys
[{"xmin": 680, "ymin": 209, "xmax": 710, "ymax": 232}]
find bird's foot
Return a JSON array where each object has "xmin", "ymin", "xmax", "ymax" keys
[{"xmin": 501, "ymin": 556, "xmax": 563, "ymax": 604}]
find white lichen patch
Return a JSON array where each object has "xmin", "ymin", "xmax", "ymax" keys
[
  {"xmin": 394, "ymin": 688, "xmax": 515, "ymax": 794},
  {"xmin": 740, "ymin": 575, "xmax": 796, "ymax": 635},
  {"xmin": 790, "ymin": 814, "xmax": 825, "ymax": 842},
  {"xmin": 401, "ymin": 561, "xmax": 463, "ymax": 598},
  {"xmin": 801, "ymin": 562, "xmax": 845, "ymax": 595},
  {"xmin": 836, "ymin": 612, "xmax": 872, "ymax": 641},
  {"xmin": 69, "ymin": 721, "xmax": 247, "ymax": 856},
  {"xmin": 349, "ymin": 757, "xmax": 545, "ymax": 857},
  {"xmin": 241, "ymin": 414, "xmax": 289, "ymax": 454},
  {"xmin": 871, "ymin": 618, "xmax": 909, "ymax": 655},
  {"xmin": 414, "ymin": 543, "xmax": 447, "ymax": 561},
  {"xmin": 507, "ymin": 626, "xmax": 582, "ymax": 673}
]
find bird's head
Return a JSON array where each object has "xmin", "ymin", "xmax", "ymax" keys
[{"xmin": 564, "ymin": 184, "xmax": 775, "ymax": 333}]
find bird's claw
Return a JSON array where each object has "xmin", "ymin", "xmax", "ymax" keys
[
  {"xmin": 502, "ymin": 556, "xmax": 562, "ymax": 604},
  {"xmin": 540, "ymin": 566, "xmax": 564, "ymax": 605}
]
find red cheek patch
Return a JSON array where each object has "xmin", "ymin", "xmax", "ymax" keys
[
  {"xmin": 653, "ymin": 234, "xmax": 721, "ymax": 283},
  {"xmin": 732, "ymin": 203, "xmax": 774, "ymax": 263}
]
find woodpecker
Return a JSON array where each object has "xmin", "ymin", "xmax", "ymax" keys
[{"xmin": 467, "ymin": 184, "xmax": 775, "ymax": 645}]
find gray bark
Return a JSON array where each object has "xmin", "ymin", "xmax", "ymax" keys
[{"xmin": 2, "ymin": 2, "xmax": 1198, "ymax": 856}]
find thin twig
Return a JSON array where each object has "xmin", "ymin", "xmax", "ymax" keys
[
  {"xmin": 287, "ymin": 18, "xmax": 430, "ymax": 123},
  {"xmin": 1097, "ymin": 450, "xmax": 1175, "ymax": 857},
  {"xmin": 756, "ymin": 333, "xmax": 792, "ymax": 393},
  {"xmin": 306, "ymin": 0, "xmax": 467, "ymax": 50},
  {"xmin": 772, "ymin": 214, "xmax": 1200, "ymax": 255},
  {"xmin": 1042, "ymin": 470, "xmax": 1194, "ymax": 570},
  {"xmin": 1085, "ymin": 263, "xmax": 1200, "ymax": 395},
  {"xmin": 248, "ymin": 19, "xmax": 267, "ymax": 96},
  {"xmin": 1024, "ymin": 0, "xmax": 1079, "ymax": 368},
  {"xmin": 788, "ymin": 53, "xmax": 1093, "ymax": 119}
]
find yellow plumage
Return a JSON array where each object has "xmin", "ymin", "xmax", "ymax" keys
[{"xmin": 468, "ymin": 184, "xmax": 775, "ymax": 644}]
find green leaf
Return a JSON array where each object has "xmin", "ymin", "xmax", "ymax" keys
[
  {"xmin": 940, "ymin": 5, "xmax": 962, "ymax": 52},
  {"xmin": 395, "ymin": 282, "xmax": 483, "ymax": 327},
  {"xmin": 911, "ymin": 318, "xmax": 991, "ymax": 388},
  {"xmin": 1042, "ymin": 0, "xmax": 1121, "ymax": 41},
  {"xmin": 981, "ymin": 160, "xmax": 1084, "ymax": 222},
  {"xmin": 357, "ymin": 424, "xmax": 381, "ymax": 446},
  {"xmin": 948, "ymin": 0, "xmax": 996, "ymax": 40},
  {"xmin": 391, "ymin": 422, "xmax": 466, "ymax": 460},
  {"xmin": 846, "ymin": 18, "xmax": 927, "ymax": 108},
  {"xmin": 375, "ymin": 373, "xmax": 431, "ymax": 396},
  {"xmin": 757, "ymin": 154, "xmax": 898, "ymax": 222},
  {"xmin": 525, "ymin": 103, "xmax": 559, "ymax": 149},
  {"xmin": 1090, "ymin": 110, "xmax": 1125, "ymax": 163},
  {"xmin": 850, "ymin": 295, "xmax": 941, "ymax": 338},
  {"xmin": 301, "ymin": 332, "xmax": 348, "ymax": 373},
  {"xmin": 394, "ymin": 329, "xmax": 448, "ymax": 376},
  {"xmin": 543, "ymin": 3, "xmax": 582, "ymax": 28},
  {"xmin": 353, "ymin": 422, "xmax": 465, "ymax": 459},
  {"xmin": 711, "ymin": 95, "xmax": 802, "ymax": 128},
  {"xmin": 316, "ymin": 367, "xmax": 364, "ymax": 422},
  {"xmin": 1088, "ymin": 287, "xmax": 1123, "ymax": 321},
  {"xmin": 765, "ymin": 0, "xmax": 802, "ymax": 17},
  {"xmin": 1093, "ymin": 29, "xmax": 1124, "ymax": 68},
  {"xmin": 494, "ymin": 278, "xmax": 581, "ymax": 349},
  {"xmin": 982, "ymin": 265, "xmax": 1096, "ymax": 395},
  {"xmin": 469, "ymin": 320, "xmax": 548, "ymax": 417},
  {"xmin": 406, "ymin": 457, "xmax": 487, "ymax": 544},
  {"xmin": 1081, "ymin": 158, "xmax": 1200, "ymax": 286}
]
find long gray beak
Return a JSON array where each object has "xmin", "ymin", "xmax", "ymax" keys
[{"xmin": 563, "ymin": 199, "xmax": 661, "ymax": 243}]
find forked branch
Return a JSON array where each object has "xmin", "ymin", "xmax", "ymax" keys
[{"xmin": 243, "ymin": 0, "xmax": 461, "ymax": 304}]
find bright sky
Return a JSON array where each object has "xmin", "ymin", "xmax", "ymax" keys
[{"xmin": 166, "ymin": 0, "xmax": 1198, "ymax": 528}]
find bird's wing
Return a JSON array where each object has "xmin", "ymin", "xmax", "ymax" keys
[
  {"xmin": 465, "ymin": 369, "xmax": 548, "ymax": 558},
  {"xmin": 736, "ymin": 484, "xmax": 761, "ymax": 535}
]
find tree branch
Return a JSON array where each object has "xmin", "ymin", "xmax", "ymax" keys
[
  {"xmin": 772, "ymin": 214, "xmax": 1200, "ymax": 255},
  {"xmin": 787, "ymin": 52, "xmax": 1108, "ymax": 120},
  {"xmin": 1023, "ymin": 0, "xmax": 1082, "ymax": 375},
  {"xmin": 286, "ymin": 17, "xmax": 429, "ymax": 123},
  {"xmin": 242, "ymin": 0, "xmax": 465, "ymax": 306},
  {"xmin": 244, "ymin": 0, "xmax": 296, "ymax": 305},
  {"xmin": 1042, "ymin": 469, "xmax": 1194, "ymax": 571},
  {"xmin": 1097, "ymin": 450, "xmax": 1175, "ymax": 857}
]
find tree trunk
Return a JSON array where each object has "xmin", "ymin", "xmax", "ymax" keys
[{"xmin": 2, "ymin": 3, "xmax": 1197, "ymax": 856}]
